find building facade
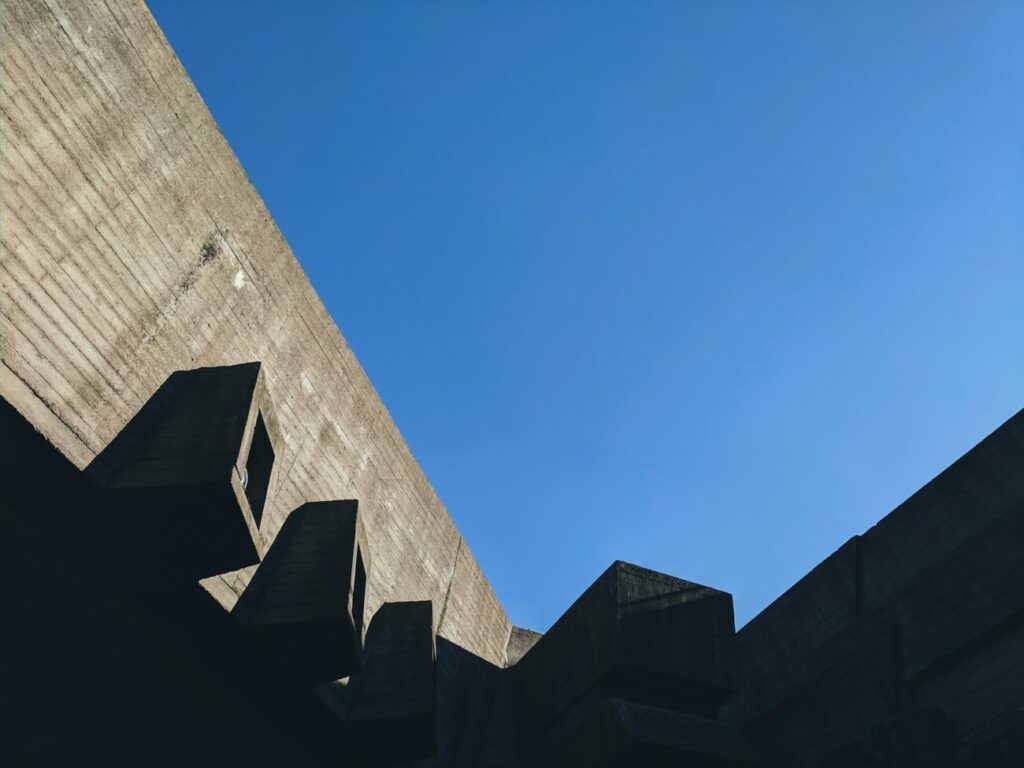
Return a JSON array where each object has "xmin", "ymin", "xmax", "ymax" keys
[{"xmin": 1, "ymin": 2, "xmax": 1021, "ymax": 765}]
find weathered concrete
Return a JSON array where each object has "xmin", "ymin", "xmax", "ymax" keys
[
  {"xmin": 513, "ymin": 562, "xmax": 751, "ymax": 767},
  {"xmin": 4, "ymin": 1, "xmax": 1024, "ymax": 766},
  {"xmin": 84, "ymin": 361, "xmax": 271, "ymax": 580},
  {"xmin": 505, "ymin": 626, "xmax": 542, "ymax": 666},
  {"xmin": 515, "ymin": 562, "xmax": 738, "ymax": 735},
  {"xmin": 346, "ymin": 600, "xmax": 437, "ymax": 762},
  {"xmin": 233, "ymin": 499, "xmax": 369, "ymax": 683},
  {"xmin": 0, "ymin": 0, "xmax": 510, "ymax": 666},
  {"xmin": 5, "ymin": 365, "xmax": 1024, "ymax": 765}
]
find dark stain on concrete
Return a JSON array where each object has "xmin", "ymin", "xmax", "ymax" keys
[{"xmin": 200, "ymin": 236, "xmax": 221, "ymax": 265}]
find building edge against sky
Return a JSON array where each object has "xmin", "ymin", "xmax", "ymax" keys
[
  {"xmin": 0, "ymin": 0, "xmax": 511, "ymax": 666},
  {"xmin": 3, "ymin": 2, "xmax": 1024, "ymax": 765}
]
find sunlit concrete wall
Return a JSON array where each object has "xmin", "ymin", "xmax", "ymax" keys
[{"xmin": 0, "ymin": 0, "xmax": 511, "ymax": 666}]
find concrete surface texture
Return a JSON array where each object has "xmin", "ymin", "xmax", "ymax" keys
[
  {"xmin": 2, "ymin": 1, "xmax": 1024, "ymax": 766},
  {"xmin": 0, "ymin": 0, "xmax": 510, "ymax": 666}
]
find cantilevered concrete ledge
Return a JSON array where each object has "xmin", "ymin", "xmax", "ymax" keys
[
  {"xmin": 345, "ymin": 600, "xmax": 437, "ymax": 762},
  {"xmin": 513, "ymin": 561, "xmax": 753, "ymax": 767},
  {"xmin": 233, "ymin": 499, "xmax": 371, "ymax": 683},
  {"xmin": 84, "ymin": 363, "xmax": 280, "ymax": 580}
]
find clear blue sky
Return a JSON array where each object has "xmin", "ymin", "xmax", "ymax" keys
[{"xmin": 149, "ymin": 1, "xmax": 1023, "ymax": 631}]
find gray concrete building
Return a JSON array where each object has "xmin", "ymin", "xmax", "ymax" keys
[{"xmin": 1, "ymin": 2, "xmax": 1021, "ymax": 765}]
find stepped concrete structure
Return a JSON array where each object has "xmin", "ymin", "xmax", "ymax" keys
[{"xmin": 1, "ymin": 2, "xmax": 1022, "ymax": 766}]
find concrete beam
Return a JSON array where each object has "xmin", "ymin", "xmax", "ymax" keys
[
  {"xmin": 345, "ymin": 600, "xmax": 437, "ymax": 761},
  {"xmin": 84, "ymin": 363, "xmax": 277, "ymax": 580},
  {"xmin": 233, "ymin": 499, "xmax": 371, "ymax": 683},
  {"xmin": 515, "ymin": 561, "xmax": 738, "ymax": 740}
]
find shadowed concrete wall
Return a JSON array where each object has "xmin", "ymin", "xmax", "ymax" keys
[
  {"xmin": 0, "ymin": 0, "xmax": 511, "ymax": 666},
  {"xmin": 723, "ymin": 408, "xmax": 1024, "ymax": 765}
]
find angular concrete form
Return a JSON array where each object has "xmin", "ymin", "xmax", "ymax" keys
[
  {"xmin": 513, "ymin": 562, "xmax": 754, "ymax": 767},
  {"xmin": 0, "ymin": 0, "xmax": 510, "ymax": 666},
  {"xmin": 345, "ymin": 601, "xmax": 437, "ymax": 762},
  {"xmin": 3, "ymin": 1, "xmax": 1024, "ymax": 766},
  {"xmin": 85, "ymin": 362, "xmax": 275, "ymax": 580},
  {"xmin": 516, "ymin": 563, "xmax": 738, "ymax": 728},
  {"xmin": 233, "ymin": 499, "xmax": 370, "ymax": 683}
]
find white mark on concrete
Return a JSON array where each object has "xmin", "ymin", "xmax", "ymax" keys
[
  {"xmin": 233, "ymin": 269, "xmax": 245, "ymax": 289},
  {"xmin": 301, "ymin": 372, "xmax": 314, "ymax": 395}
]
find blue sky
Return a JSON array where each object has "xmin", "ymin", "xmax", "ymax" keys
[{"xmin": 149, "ymin": 1, "xmax": 1023, "ymax": 631}]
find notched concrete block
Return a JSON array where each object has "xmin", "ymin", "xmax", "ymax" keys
[
  {"xmin": 545, "ymin": 694, "xmax": 759, "ymax": 768},
  {"xmin": 514, "ymin": 561, "xmax": 749, "ymax": 767},
  {"xmin": 85, "ymin": 362, "xmax": 279, "ymax": 580},
  {"xmin": 232, "ymin": 499, "xmax": 371, "ymax": 683},
  {"xmin": 515, "ymin": 561, "xmax": 738, "ymax": 738},
  {"xmin": 344, "ymin": 600, "xmax": 437, "ymax": 762}
]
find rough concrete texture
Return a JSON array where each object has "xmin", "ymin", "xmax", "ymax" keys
[
  {"xmin": 0, "ymin": 0, "xmax": 510, "ymax": 665},
  {"xmin": 82, "ymin": 362, "xmax": 269, "ymax": 580},
  {"xmin": 233, "ymin": 499, "xmax": 367, "ymax": 683},
  {"xmin": 5, "ymin": 2, "xmax": 1024, "ymax": 766},
  {"xmin": 346, "ymin": 601, "xmax": 438, "ymax": 761},
  {"xmin": 505, "ymin": 626, "xmax": 543, "ymax": 666},
  {"xmin": 513, "ymin": 562, "xmax": 748, "ymax": 766},
  {"xmin": 515, "ymin": 562, "xmax": 738, "ymax": 738}
]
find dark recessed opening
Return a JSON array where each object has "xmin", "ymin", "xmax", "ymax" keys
[
  {"xmin": 243, "ymin": 411, "xmax": 274, "ymax": 528},
  {"xmin": 353, "ymin": 548, "xmax": 367, "ymax": 646}
]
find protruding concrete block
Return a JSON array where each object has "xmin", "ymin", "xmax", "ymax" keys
[
  {"xmin": 345, "ymin": 600, "xmax": 436, "ymax": 761},
  {"xmin": 233, "ymin": 500, "xmax": 371, "ymax": 683},
  {"xmin": 506, "ymin": 626, "xmax": 542, "ymax": 666},
  {"xmin": 515, "ymin": 561, "xmax": 738, "ymax": 739},
  {"xmin": 85, "ymin": 363, "xmax": 278, "ymax": 580},
  {"xmin": 514, "ymin": 561, "xmax": 746, "ymax": 767}
]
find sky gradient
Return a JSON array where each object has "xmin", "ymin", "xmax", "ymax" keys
[{"xmin": 149, "ymin": 1, "xmax": 1024, "ymax": 631}]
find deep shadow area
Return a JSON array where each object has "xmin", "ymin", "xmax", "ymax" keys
[
  {"xmin": 0, "ymin": 397, "xmax": 345, "ymax": 766},
  {"xmin": 4, "ymin": 372, "xmax": 1024, "ymax": 767},
  {"xmin": 82, "ymin": 362, "xmax": 269, "ymax": 581},
  {"xmin": 433, "ymin": 637, "xmax": 519, "ymax": 768}
]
